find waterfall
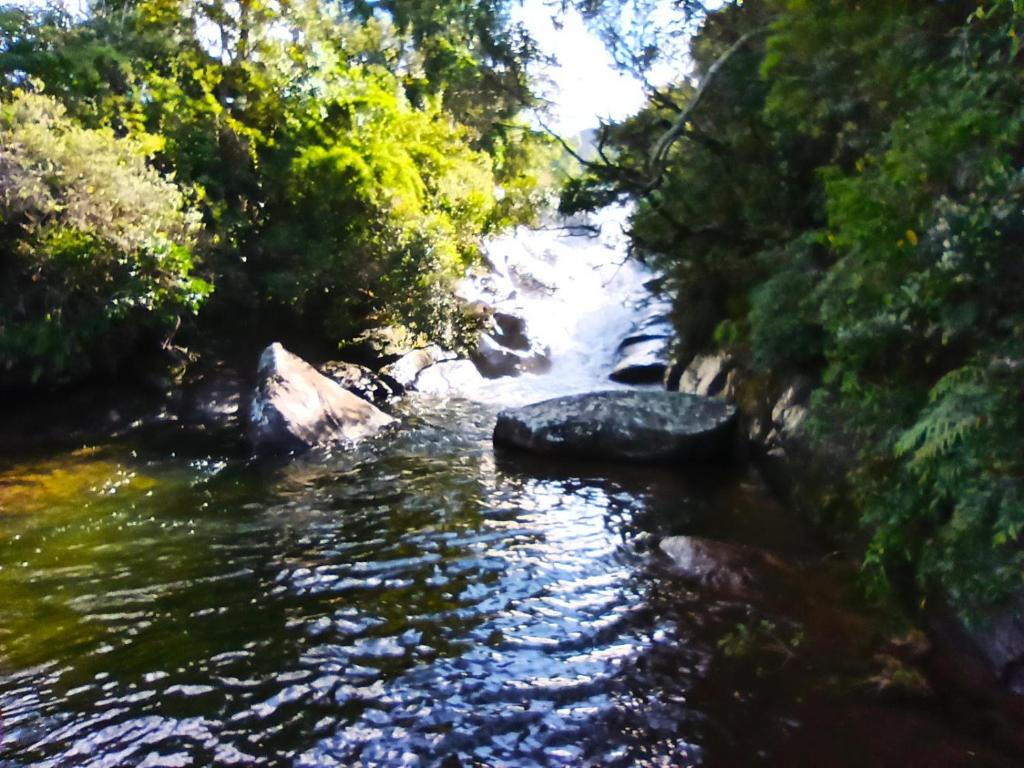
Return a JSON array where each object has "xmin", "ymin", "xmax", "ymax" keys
[{"xmin": 416, "ymin": 205, "xmax": 671, "ymax": 406}]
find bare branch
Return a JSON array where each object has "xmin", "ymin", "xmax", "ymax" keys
[
  {"xmin": 535, "ymin": 117, "xmax": 600, "ymax": 170},
  {"xmin": 642, "ymin": 27, "xmax": 768, "ymax": 192}
]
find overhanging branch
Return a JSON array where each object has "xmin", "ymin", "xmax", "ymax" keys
[{"xmin": 642, "ymin": 27, "xmax": 767, "ymax": 192}]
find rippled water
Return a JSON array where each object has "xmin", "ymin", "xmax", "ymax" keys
[
  {"xmin": 2, "ymin": 215, "xmax": 1021, "ymax": 767},
  {"xmin": 0, "ymin": 401, "xmax": 730, "ymax": 765},
  {"xmin": 4, "ymin": 399, "xmax": 1019, "ymax": 767}
]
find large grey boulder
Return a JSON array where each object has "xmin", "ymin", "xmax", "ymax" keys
[
  {"xmin": 248, "ymin": 343, "xmax": 395, "ymax": 454},
  {"xmin": 493, "ymin": 390, "xmax": 737, "ymax": 462}
]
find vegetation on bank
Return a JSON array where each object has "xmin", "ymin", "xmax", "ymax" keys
[
  {"xmin": 565, "ymin": 0, "xmax": 1024, "ymax": 619},
  {"xmin": 0, "ymin": 0, "xmax": 557, "ymax": 386}
]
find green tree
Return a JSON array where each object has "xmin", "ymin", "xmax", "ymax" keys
[
  {"xmin": 0, "ymin": 0, "xmax": 554, "ymax": 358},
  {"xmin": 0, "ymin": 88, "xmax": 209, "ymax": 386},
  {"xmin": 565, "ymin": 0, "xmax": 1024, "ymax": 617}
]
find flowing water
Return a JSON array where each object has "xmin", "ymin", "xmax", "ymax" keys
[{"xmin": 0, "ymin": 212, "xmax": 1020, "ymax": 767}]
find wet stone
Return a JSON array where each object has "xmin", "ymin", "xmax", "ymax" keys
[
  {"xmin": 609, "ymin": 337, "xmax": 670, "ymax": 384},
  {"xmin": 320, "ymin": 361, "xmax": 403, "ymax": 405},
  {"xmin": 248, "ymin": 343, "xmax": 395, "ymax": 454},
  {"xmin": 493, "ymin": 390, "xmax": 737, "ymax": 463}
]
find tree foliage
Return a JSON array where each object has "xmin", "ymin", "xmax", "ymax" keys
[
  {"xmin": 0, "ymin": 0, "xmax": 552, "ymax": 381},
  {"xmin": 0, "ymin": 88, "xmax": 208, "ymax": 385},
  {"xmin": 567, "ymin": 0, "xmax": 1024, "ymax": 616}
]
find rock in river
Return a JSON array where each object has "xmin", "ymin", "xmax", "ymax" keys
[
  {"xmin": 380, "ymin": 345, "xmax": 456, "ymax": 389},
  {"xmin": 493, "ymin": 390, "xmax": 737, "ymax": 462},
  {"xmin": 472, "ymin": 333, "xmax": 551, "ymax": 379},
  {"xmin": 320, "ymin": 360, "xmax": 403, "ymax": 404},
  {"xmin": 659, "ymin": 535, "xmax": 794, "ymax": 598},
  {"xmin": 609, "ymin": 337, "xmax": 670, "ymax": 384},
  {"xmin": 249, "ymin": 343, "xmax": 395, "ymax": 454}
]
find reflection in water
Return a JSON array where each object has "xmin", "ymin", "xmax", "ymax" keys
[
  {"xmin": 2, "ymin": 398, "xmax": 1015, "ymax": 767},
  {"xmin": 0, "ymin": 400, "xmax": 708, "ymax": 766}
]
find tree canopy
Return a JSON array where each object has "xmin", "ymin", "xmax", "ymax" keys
[
  {"xmin": 565, "ymin": 0, "xmax": 1024, "ymax": 618},
  {"xmin": 0, "ymin": 0, "xmax": 556, "ymax": 384}
]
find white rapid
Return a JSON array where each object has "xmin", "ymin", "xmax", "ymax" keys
[{"xmin": 416, "ymin": 205, "xmax": 670, "ymax": 406}]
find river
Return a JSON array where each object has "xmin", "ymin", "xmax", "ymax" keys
[{"xmin": 0, "ymin": 212, "xmax": 1019, "ymax": 767}]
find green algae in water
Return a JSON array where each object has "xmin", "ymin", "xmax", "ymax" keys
[
  {"xmin": 0, "ymin": 446, "xmax": 235, "ymax": 673},
  {"xmin": 0, "ymin": 447, "xmax": 154, "ymax": 517}
]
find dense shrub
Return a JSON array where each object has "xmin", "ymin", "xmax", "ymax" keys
[
  {"xmin": 0, "ymin": 0, "xmax": 556, "ymax": 372},
  {"xmin": 566, "ymin": 0, "xmax": 1024, "ymax": 617},
  {"xmin": 0, "ymin": 89, "xmax": 209, "ymax": 385}
]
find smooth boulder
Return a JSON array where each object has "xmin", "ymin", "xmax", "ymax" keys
[
  {"xmin": 492, "ymin": 311, "xmax": 530, "ymax": 351},
  {"xmin": 493, "ymin": 390, "xmax": 737, "ymax": 462},
  {"xmin": 413, "ymin": 360, "xmax": 485, "ymax": 396},
  {"xmin": 609, "ymin": 303, "xmax": 673, "ymax": 384},
  {"xmin": 472, "ymin": 333, "xmax": 523, "ymax": 378},
  {"xmin": 380, "ymin": 345, "xmax": 456, "ymax": 389},
  {"xmin": 472, "ymin": 333, "xmax": 552, "ymax": 379},
  {"xmin": 249, "ymin": 343, "xmax": 395, "ymax": 454}
]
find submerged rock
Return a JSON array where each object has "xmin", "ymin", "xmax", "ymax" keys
[
  {"xmin": 659, "ymin": 535, "xmax": 795, "ymax": 598},
  {"xmin": 248, "ymin": 343, "xmax": 394, "ymax": 454},
  {"xmin": 493, "ymin": 390, "xmax": 736, "ymax": 462}
]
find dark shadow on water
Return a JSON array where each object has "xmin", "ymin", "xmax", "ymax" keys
[{"xmin": 493, "ymin": 446, "xmax": 821, "ymax": 556}]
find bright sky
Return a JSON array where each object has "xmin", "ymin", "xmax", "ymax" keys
[{"xmin": 514, "ymin": 0, "xmax": 648, "ymax": 136}]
